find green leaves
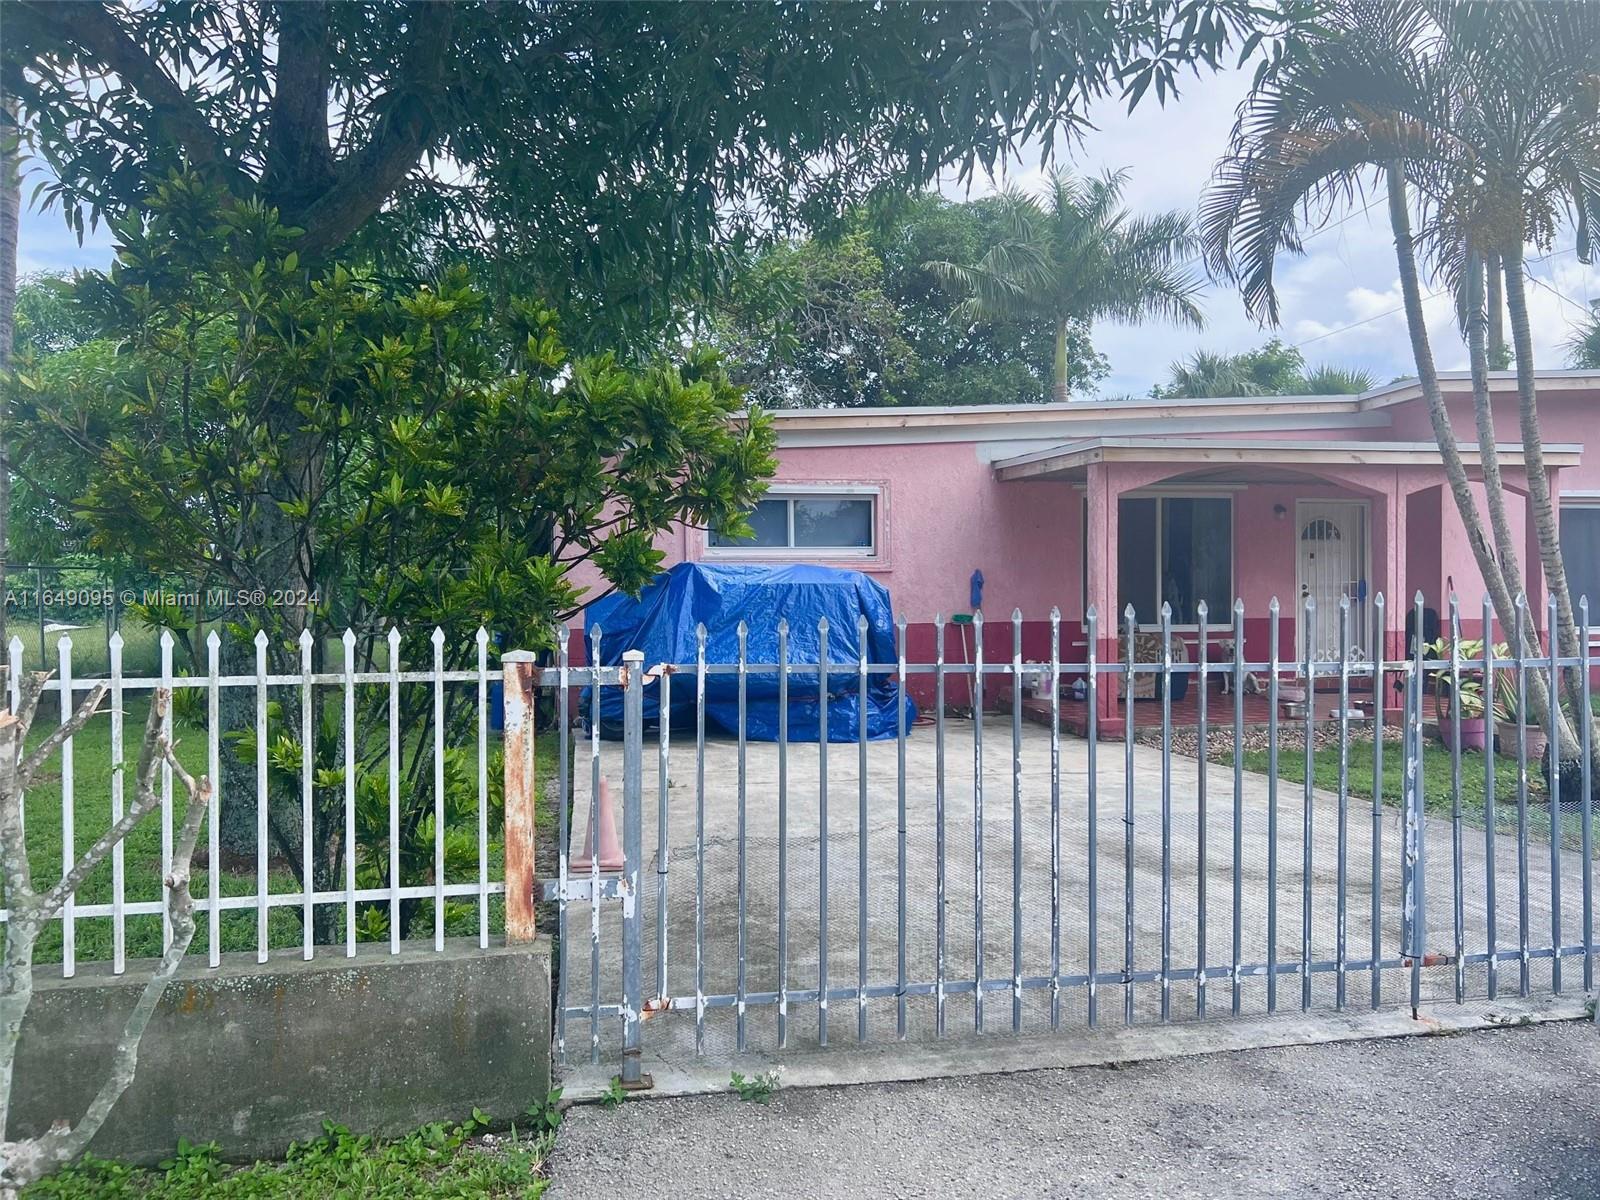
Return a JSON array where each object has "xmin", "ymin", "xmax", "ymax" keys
[
  {"xmin": 926, "ymin": 170, "xmax": 1204, "ymax": 399},
  {"xmin": 11, "ymin": 0, "xmax": 1294, "ymax": 356},
  {"xmin": 17, "ymin": 176, "xmax": 777, "ymax": 945}
]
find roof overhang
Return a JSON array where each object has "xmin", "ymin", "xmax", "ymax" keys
[
  {"xmin": 755, "ymin": 371, "xmax": 1600, "ymax": 449},
  {"xmin": 1357, "ymin": 369, "xmax": 1600, "ymax": 411},
  {"xmin": 993, "ymin": 437, "xmax": 1585, "ymax": 482}
]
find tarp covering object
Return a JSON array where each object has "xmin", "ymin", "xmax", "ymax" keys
[{"xmin": 582, "ymin": 562, "xmax": 917, "ymax": 741}]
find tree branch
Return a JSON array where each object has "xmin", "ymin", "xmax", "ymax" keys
[
  {"xmin": 32, "ymin": 690, "xmax": 163, "ymax": 921},
  {"xmin": 6, "ymin": 673, "xmax": 47, "ymax": 747},
  {"xmin": 7, "ymin": 733, "xmax": 209, "ymax": 1187},
  {"xmin": 290, "ymin": 2, "xmax": 454, "ymax": 256},
  {"xmin": 260, "ymin": 0, "xmax": 335, "ymax": 209},
  {"xmin": 16, "ymin": 1, "xmax": 254, "ymax": 200},
  {"xmin": 1, "ymin": 687, "xmax": 210, "ymax": 1189},
  {"xmin": 17, "ymin": 681, "xmax": 110, "ymax": 793}
]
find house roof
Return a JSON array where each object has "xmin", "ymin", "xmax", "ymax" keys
[
  {"xmin": 992, "ymin": 437, "xmax": 1586, "ymax": 482},
  {"xmin": 759, "ymin": 370, "xmax": 1600, "ymax": 448}
]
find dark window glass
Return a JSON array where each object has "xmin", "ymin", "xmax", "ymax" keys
[
  {"xmin": 1561, "ymin": 506, "xmax": 1600, "ymax": 610},
  {"xmin": 1117, "ymin": 495, "xmax": 1233, "ymax": 624},
  {"xmin": 794, "ymin": 497, "xmax": 873, "ymax": 548},
  {"xmin": 1163, "ymin": 497, "xmax": 1232, "ymax": 623},
  {"xmin": 709, "ymin": 497, "xmax": 789, "ymax": 547},
  {"xmin": 710, "ymin": 495, "xmax": 874, "ymax": 550},
  {"xmin": 1117, "ymin": 498, "xmax": 1158, "ymax": 623}
]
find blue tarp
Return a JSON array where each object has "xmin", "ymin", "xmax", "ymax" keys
[{"xmin": 582, "ymin": 563, "xmax": 917, "ymax": 741}]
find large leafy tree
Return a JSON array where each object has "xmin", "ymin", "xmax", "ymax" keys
[
  {"xmin": 868, "ymin": 193, "xmax": 1109, "ymax": 405},
  {"xmin": 1202, "ymin": 0, "xmax": 1600, "ymax": 764},
  {"xmin": 712, "ymin": 231, "xmax": 920, "ymax": 409},
  {"xmin": 712, "ymin": 194, "xmax": 1107, "ymax": 408},
  {"xmin": 11, "ymin": 174, "xmax": 777, "ymax": 927},
  {"xmin": 3, "ymin": 1, "xmax": 1285, "ymax": 350},
  {"xmin": 928, "ymin": 169, "xmax": 1205, "ymax": 401}
]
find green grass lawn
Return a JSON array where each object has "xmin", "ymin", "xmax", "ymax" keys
[
  {"xmin": 10, "ymin": 619, "xmax": 174, "ymax": 681},
  {"xmin": 24, "ymin": 1112, "xmax": 553, "ymax": 1198},
  {"xmin": 1234, "ymin": 733, "xmax": 1592, "ymax": 851},
  {"xmin": 21, "ymin": 693, "xmax": 305, "ymax": 964},
  {"xmin": 14, "ymin": 697, "xmax": 562, "ymax": 966},
  {"xmin": 1237, "ymin": 736, "xmax": 1542, "ymax": 819}
]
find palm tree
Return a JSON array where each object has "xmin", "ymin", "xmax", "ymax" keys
[
  {"xmin": 927, "ymin": 169, "xmax": 1204, "ymax": 402},
  {"xmin": 1458, "ymin": 2, "xmax": 1600, "ymax": 698},
  {"xmin": 1299, "ymin": 364, "xmax": 1377, "ymax": 394},
  {"xmin": 1200, "ymin": 1, "xmax": 1600, "ymax": 757},
  {"xmin": 1163, "ymin": 349, "xmax": 1268, "ymax": 397},
  {"xmin": 0, "ymin": 91, "xmax": 18, "ymax": 652},
  {"xmin": 1159, "ymin": 338, "xmax": 1375, "ymax": 397},
  {"xmin": 1568, "ymin": 302, "xmax": 1600, "ymax": 369}
]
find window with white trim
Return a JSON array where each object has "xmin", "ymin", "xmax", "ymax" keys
[{"xmin": 708, "ymin": 489, "xmax": 878, "ymax": 556}]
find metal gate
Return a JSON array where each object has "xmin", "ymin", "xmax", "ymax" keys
[{"xmin": 517, "ymin": 591, "xmax": 1596, "ymax": 1087}]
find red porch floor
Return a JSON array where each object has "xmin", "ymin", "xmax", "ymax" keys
[{"xmin": 1005, "ymin": 681, "xmax": 1382, "ymax": 737}]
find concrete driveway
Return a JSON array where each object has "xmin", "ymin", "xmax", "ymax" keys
[
  {"xmin": 556, "ymin": 718, "xmax": 1586, "ymax": 1077},
  {"xmin": 548, "ymin": 1019, "xmax": 1600, "ymax": 1200}
]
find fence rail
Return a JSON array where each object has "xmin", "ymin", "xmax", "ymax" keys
[
  {"xmin": 11, "ymin": 589, "xmax": 1599, "ymax": 1081},
  {"xmin": 3, "ymin": 624, "xmax": 529, "ymax": 977},
  {"xmin": 526, "ymin": 590, "xmax": 1599, "ymax": 1085}
]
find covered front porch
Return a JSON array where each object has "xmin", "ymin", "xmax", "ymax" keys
[{"xmin": 993, "ymin": 435, "xmax": 1579, "ymax": 736}]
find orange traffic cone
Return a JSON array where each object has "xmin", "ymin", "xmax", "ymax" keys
[{"xmin": 579, "ymin": 776, "xmax": 625, "ymax": 872}]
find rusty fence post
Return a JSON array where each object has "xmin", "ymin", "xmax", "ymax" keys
[{"xmin": 503, "ymin": 650, "xmax": 539, "ymax": 944}]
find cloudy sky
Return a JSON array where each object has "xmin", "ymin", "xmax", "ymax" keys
[
  {"xmin": 17, "ymin": 64, "xmax": 1600, "ymax": 398},
  {"xmin": 944, "ymin": 65, "xmax": 1600, "ymax": 397}
]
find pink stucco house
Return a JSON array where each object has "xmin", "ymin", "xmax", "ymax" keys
[{"xmin": 576, "ymin": 369, "xmax": 1600, "ymax": 732}]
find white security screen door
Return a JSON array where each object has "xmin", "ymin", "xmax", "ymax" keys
[{"xmin": 1295, "ymin": 500, "xmax": 1370, "ymax": 662}]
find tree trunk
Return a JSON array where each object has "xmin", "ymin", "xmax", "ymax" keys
[
  {"xmin": 1383, "ymin": 168, "xmax": 1563, "ymax": 737},
  {"xmin": 1486, "ymin": 250, "xmax": 1509, "ymax": 370},
  {"xmin": 1465, "ymin": 246, "xmax": 1579, "ymax": 759},
  {"xmin": 0, "ymin": 92, "xmax": 19, "ymax": 654},
  {"xmin": 1052, "ymin": 318, "xmax": 1070, "ymax": 403},
  {"xmin": 1502, "ymin": 242, "xmax": 1592, "ymax": 760}
]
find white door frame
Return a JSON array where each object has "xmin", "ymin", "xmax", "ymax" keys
[{"xmin": 1294, "ymin": 499, "xmax": 1372, "ymax": 662}]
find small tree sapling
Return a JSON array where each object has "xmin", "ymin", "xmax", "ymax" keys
[{"xmin": 0, "ymin": 680, "xmax": 210, "ymax": 1194}]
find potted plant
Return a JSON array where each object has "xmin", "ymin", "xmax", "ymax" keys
[
  {"xmin": 1478, "ymin": 644, "xmax": 1547, "ymax": 763},
  {"xmin": 1426, "ymin": 636, "xmax": 1492, "ymax": 752}
]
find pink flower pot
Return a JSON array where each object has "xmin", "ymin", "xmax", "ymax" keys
[{"xmin": 1440, "ymin": 715, "xmax": 1487, "ymax": 752}]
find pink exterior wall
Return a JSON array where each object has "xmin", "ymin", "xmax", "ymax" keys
[
  {"xmin": 677, "ymin": 443, "xmax": 1083, "ymax": 623},
  {"xmin": 559, "ymin": 379, "xmax": 1600, "ymax": 715}
]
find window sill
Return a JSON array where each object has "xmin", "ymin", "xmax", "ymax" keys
[{"xmin": 700, "ymin": 549, "xmax": 890, "ymax": 572}]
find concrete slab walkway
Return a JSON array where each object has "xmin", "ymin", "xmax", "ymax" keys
[
  {"xmin": 548, "ymin": 1017, "xmax": 1600, "ymax": 1199},
  {"xmin": 555, "ymin": 718, "xmax": 1591, "ymax": 1082}
]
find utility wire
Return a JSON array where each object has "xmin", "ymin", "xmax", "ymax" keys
[{"xmin": 1291, "ymin": 245, "xmax": 1587, "ymax": 350}]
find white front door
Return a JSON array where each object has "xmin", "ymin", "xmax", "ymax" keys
[{"xmin": 1295, "ymin": 500, "xmax": 1370, "ymax": 662}]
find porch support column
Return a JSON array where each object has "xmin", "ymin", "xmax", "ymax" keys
[
  {"xmin": 1085, "ymin": 461, "xmax": 1121, "ymax": 726},
  {"xmin": 1381, "ymin": 474, "xmax": 1409, "ymax": 717}
]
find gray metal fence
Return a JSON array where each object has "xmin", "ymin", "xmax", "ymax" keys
[{"xmin": 513, "ymin": 590, "xmax": 1598, "ymax": 1087}]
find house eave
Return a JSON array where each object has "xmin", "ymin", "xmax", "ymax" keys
[
  {"xmin": 992, "ymin": 438, "xmax": 1585, "ymax": 482},
  {"xmin": 753, "ymin": 370, "xmax": 1600, "ymax": 448}
]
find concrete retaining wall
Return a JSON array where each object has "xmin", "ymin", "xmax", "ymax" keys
[{"xmin": 13, "ymin": 938, "xmax": 552, "ymax": 1164}]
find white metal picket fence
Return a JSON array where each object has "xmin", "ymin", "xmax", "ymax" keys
[{"xmin": 2, "ymin": 625, "xmax": 510, "ymax": 977}]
